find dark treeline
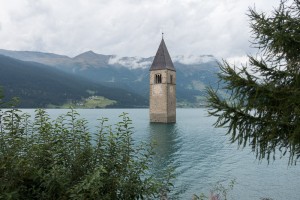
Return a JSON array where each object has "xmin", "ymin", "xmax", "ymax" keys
[{"xmin": 0, "ymin": 55, "xmax": 148, "ymax": 108}]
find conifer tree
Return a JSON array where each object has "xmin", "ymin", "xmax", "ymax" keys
[{"xmin": 207, "ymin": 0, "xmax": 300, "ymax": 164}]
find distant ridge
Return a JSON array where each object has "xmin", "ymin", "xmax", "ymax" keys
[
  {"xmin": 0, "ymin": 49, "xmax": 221, "ymax": 107},
  {"xmin": 74, "ymin": 50, "xmax": 107, "ymax": 60},
  {"xmin": 0, "ymin": 49, "xmax": 217, "ymax": 68},
  {"xmin": 0, "ymin": 54, "xmax": 147, "ymax": 108}
]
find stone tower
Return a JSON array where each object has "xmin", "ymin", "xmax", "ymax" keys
[{"xmin": 149, "ymin": 37, "xmax": 176, "ymax": 123}]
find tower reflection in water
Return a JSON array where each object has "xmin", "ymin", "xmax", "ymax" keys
[{"xmin": 147, "ymin": 123, "xmax": 183, "ymax": 189}]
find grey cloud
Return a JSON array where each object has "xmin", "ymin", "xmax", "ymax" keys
[{"xmin": 0, "ymin": 0, "xmax": 279, "ymax": 60}]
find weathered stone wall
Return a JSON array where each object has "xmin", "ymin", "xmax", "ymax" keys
[{"xmin": 149, "ymin": 69, "xmax": 176, "ymax": 123}]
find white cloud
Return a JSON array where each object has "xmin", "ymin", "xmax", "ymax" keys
[
  {"xmin": 108, "ymin": 56, "xmax": 152, "ymax": 69},
  {"xmin": 226, "ymin": 55, "xmax": 249, "ymax": 68},
  {"xmin": 173, "ymin": 55, "xmax": 216, "ymax": 65},
  {"xmin": 0, "ymin": 0, "xmax": 279, "ymax": 60}
]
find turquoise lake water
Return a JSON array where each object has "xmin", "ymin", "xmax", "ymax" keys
[{"xmin": 20, "ymin": 108, "xmax": 300, "ymax": 200}]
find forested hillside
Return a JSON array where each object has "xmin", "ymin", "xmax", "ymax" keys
[
  {"xmin": 0, "ymin": 55, "xmax": 147, "ymax": 108},
  {"xmin": 0, "ymin": 49, "xmax": 221, "ymax": 107}
]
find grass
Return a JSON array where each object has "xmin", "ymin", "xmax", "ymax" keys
[{"xmin": 48, "ymin": 96, "xmax": 117, "ymax": 108}]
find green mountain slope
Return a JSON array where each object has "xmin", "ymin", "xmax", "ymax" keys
[
  {"xmin": 0, "ymin": 55, "xmax": 147, "ymax": 108},
  {"xmin": 0, "ymin": 49, "xmax": 222, "ymax": 107}
]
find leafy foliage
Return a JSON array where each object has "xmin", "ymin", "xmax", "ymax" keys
[
  {"xmin": 0, "ymin": 107, "xmax": 171, "ymax": 199},
  {"xmin": 193, "ymin": 179, "xmax": 236, "ymax": 200},
  {"xmin": 206, "ymin": 0, "xmax": 300, "ymax": 164}
]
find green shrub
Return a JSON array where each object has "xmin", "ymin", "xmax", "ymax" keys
[
  {"xmin": 0, "ymin": 108, "xmax": 171, "ymax": 199},
  {"xmin": 193, "ymin": 179, "xmax": 235, "ymax": 200}
]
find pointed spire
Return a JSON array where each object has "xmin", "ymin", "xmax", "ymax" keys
[{"xmin": 150, "ymin": 38, "xmax": 175, "ymax": 71}]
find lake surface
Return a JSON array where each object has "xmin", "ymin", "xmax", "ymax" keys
[{"xmin": 21, "ymin": 108, "xmax": 300, "ymax": 200}]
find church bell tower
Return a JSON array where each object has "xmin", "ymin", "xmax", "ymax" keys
[{"xmin": 149, "ymin": 36, "xmax": 176, "ymax": 123}]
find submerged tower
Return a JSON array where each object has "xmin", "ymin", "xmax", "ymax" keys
[{"xmin": 149, "ymin": 36, "xmax": 176, "ymax": 123}]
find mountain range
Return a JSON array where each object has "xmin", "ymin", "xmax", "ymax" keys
[{"xmin": 0, "ymin": 49, "xmax": 221, "ymax": 108}]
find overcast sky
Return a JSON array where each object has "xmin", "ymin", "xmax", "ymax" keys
[{"xmin": 0, "ymin": 0, "xmax": 279, "ymax": 61}]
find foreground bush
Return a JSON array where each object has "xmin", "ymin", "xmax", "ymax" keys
[{"xmin": 0, "ymin": 108, "xmax": 170, "ymax": 199}]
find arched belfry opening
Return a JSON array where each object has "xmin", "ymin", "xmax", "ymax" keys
[
  {"xmin": 155, "ymin": 74, "xmax": 162, "ymax": 84},
  {"xmin": 149, "ymin": 37, "xmax": 176, "ymax": 123}
]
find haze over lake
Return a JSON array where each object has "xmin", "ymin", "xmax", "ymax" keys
[{"xmin": 22, "ymin": 108, "xmax": 300, "ymax": 199}]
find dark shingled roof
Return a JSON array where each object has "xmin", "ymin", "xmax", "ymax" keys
[{"xmin": 150, "ymin": 38, "xmax": 176, "ymax": 71}]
